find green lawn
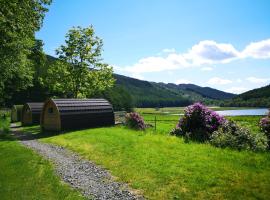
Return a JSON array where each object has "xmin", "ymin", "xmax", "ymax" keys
[
  {"xmin": 0, "ymin": 133, "xmax": 85, "ymax": 200},
  {"xmin": 36, "ymin": 115, "xmax": 270, "ymax": 200}
]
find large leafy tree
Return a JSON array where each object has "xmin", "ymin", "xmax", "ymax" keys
[
  {"xmin": 0, "ymin": 0, "xmax": 51, "ymax": 105},
  {"xmin": 44, "ymin": 26, "xmax": 115, "ymax": 98}
]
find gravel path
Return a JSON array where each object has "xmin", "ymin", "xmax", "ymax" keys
[{"xmin": 11, "ymin": 124, "xmax": 143, "ymax": 200}]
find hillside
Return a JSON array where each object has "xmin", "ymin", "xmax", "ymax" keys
[
  {"xmin": 175, "ymin": 84, "xmax": 235, "ymax": 99},
  {"xmin": 237, "ymin": 84, "xmax": 270, "ymax": 100},
  {"xmin": 114, "ymin": 74, "xmax": 235, "ymax": 107},
  {"xmin": 223, "ymin": 84, "xmax": 270, "ymax": 107}
]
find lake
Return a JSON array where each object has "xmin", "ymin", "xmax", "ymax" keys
[
  {"xmin": 170, "ymin": 108, "xmax": 269, "ymax": 116},
  {"xmin": 216, "ymin": 108, "xmax": 269, "ymax": 116}
]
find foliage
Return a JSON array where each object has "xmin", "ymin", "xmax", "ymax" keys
[
  {"xmin": 0, "ymin": 134, "xmax": 84, "ymax": 200},
  {"xmin": 0, "ymin": 113, "xmax": 10, "ymax": 134},
  {"xmin": 43, "ymin": 26, "xmax": 115, "ymax": 98},
  {"xmin": 0, "ymin": 0, "xmax": 51, "ymax": 106},
  {"xmin": 210, "ymin": 120, "xmax": 268, "ymax": 151},
  {"xmin": 171, "ymin": 102, "xmax": 226, "ymax": 141},
  {"xmin": 260, "ymin": 110, "xmax": 270, "ymax": 132},
  {"xmin": 40, "ymin": 125, "xmax": 270, "ymax": 200},
  {"xmin": 102, "ymin": 85, "xmax": 133, "ymax": 111},
  {"xmin": 9, "ymin": 40, "xmax": 52, "ymax": 106},
  {"xmin": 260, "ymin": 111, "xmax": 270, "ymax": 146},
  {"xmin": 125, "ymin": 112, "xmax": 146, "ymax": 130}
]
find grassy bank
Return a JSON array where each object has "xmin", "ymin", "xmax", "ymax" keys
[
  {"xmin": 35, "ymin": 115, "xmax": 270, "ymax": 200},
  {"xmin": 0, "ymin": 134, "xmax": 84, "ymax": 200}
]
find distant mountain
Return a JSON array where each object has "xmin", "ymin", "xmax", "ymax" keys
[
  {"xmin": 114, "ymin": 74, "xmax": 236, "ymax": 107},
  {"xmin": 162, "ymin": 83, "xmax": 235, "ymax": 100},
  {"xmin": 223, "ymin": 84, "xmax": 270, "ymax": 107}
]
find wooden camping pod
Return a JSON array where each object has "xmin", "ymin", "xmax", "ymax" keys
[
  {"xmin": 21, "ymin": 103, "xmax": 43, "ymax": 126},
  {"xmin": 41, "ymin": 98, "xmax": 115, "ymax": 131},
  {"xmin": 11, "ymin": 105, "xmax": 23, "ymax": 122}
]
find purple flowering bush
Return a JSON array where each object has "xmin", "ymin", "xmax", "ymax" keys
[
  {"xmin": 260, "ymin": 110, "xmax": 270, "ymax": 147},
  {"xmin": 125, "ymin": 112, "xmax": 146, "ymax": 130},
  {"xmin": 170, "ymin": 102, "xmax": 226, "ymax": 141},
  {"xmin": 259, "ymin": 111, "xmax": 270, "ymax": 136}
]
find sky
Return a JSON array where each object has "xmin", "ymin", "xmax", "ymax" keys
[{"xmin": 37, "ymin": 0, "xmax": 270, "ymax": 94}]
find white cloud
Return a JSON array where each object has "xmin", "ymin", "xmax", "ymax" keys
[
  {"xmin": 236, "ymin": 78, "xmax": 242, "ymax": 83},
  {"xmin": 185, "ymin": 40, "xmax": 239, "ymax": 65},
  {"xmin": 201, "ymin": 67, "xmax": 213, "ymax": 71},
  {"xmin": 117, "ymin": 54, "xmax": 189, "ymax": 74},
  {"xmin": 175, "ymin": 79, "xmax": 192, "ymax": 84},
  {"xmin": 115, "ymin": 38, "xmax": 270, "ymax": 76},
  {"xmin": 225, "ymin": 87, "xmax": 249, "ymax": 94},
  {"xmin": 246, "ymin": 77, "xmax": 269, "ymax": 84},
  {"xmin": 242, "ymin": 39, "xmax": 270, "ymax": 59},
  {"xmin": 162, "ymin": 48, "xmax": 176, "ymax": 53},
  {"xmin": 207, "ymin": 77, "xmax": 232, "ymax": 85}
]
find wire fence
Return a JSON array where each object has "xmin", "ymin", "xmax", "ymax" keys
[{"xmin": 114, "ymin": 111, "xmax": 179, "ymax": 131}]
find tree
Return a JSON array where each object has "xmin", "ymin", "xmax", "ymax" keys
[
  {"xmin": 0, "ymin": 0, "xmax": 51, "ymax": 106},
  {"xmin": 103, "ymin": 85, "xmax": 134, "ymax": 111},
  {"xmin": 44, "ymin": 26, "xmax": 115, "ymax": 98}
]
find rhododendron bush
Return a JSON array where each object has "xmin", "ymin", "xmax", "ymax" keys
[
  {"xmin": 125, "ymin": 112, "xmax": 146, "ymax": 130},
  {"xmin": 260, "ymin": 111, "xmax": 270, "ymax": 135},
  {"xmin": 260, "ymin": 110, "xmax": 270, "ymax": 147},
  {"xmin": 210, "ymin": 120, "xmax": 268, "ymax": 151},
  {"xmin": 171, "ymin": 103, "xmax": 226, "ymax": 141}
]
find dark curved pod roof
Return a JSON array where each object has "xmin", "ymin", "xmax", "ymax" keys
[
  {"xmin": 22, "ymin": 102, "xmax": 43, "ymax": 125},
  {"xmin": 41, "ymin": 98, "xmax": 115, "ymax": 131}
]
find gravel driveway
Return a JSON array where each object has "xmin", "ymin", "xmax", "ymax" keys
[{"xmin": 11, "ymin": 124, "xmax": 144, "ymax": 200}]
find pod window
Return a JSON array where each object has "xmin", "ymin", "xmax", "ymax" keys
[{"xmin": 48, "ymin": 107, "xmax": 54, "ymax": 114}]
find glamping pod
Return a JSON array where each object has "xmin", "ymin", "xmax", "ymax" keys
[
  {"xmin": 11, "ymin": 105, "xmax": 23, "ymax": 122},
  {"xmin": 41, "ymin": 98, "xmax": 115, "ymax": 131},
  {"xmin": 22, "ymin": 103, "xmax": 43, "ymax": 126}
]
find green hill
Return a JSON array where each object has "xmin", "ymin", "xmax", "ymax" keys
[
  {"xmin": 114, "ymin": 74, "xmax": 235, "ymax": 107},
  {"xmin": 222, "ymin": 84, "xmax": 270, "ymax": 107}
]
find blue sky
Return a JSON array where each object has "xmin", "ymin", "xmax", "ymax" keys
[{"xmin": 37, "ymin": 0, "xmax": 270, "ymax": 94}]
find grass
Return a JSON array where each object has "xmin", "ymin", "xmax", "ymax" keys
[
  {"xmin": 35, "ymin": 115, "xmax": 270, "ymax": 200},
  {"xmin": 0, "ymin": 109, "xmax": 10, "ymax": 134},
  {"xmin": 0, "ymin": 133, "xmax": 85, "ymax": 200}
]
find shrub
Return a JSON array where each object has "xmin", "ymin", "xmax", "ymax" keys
[
  {"xmin": 259, "ymin": 111, "xmax": 270, "ymax": 135},
  {"xmin": 125, "ymin": 112, "xmax": 146, "ymax": 130},
  {"xmin": 210, "ymin": 120, "xmax": 268, "ymax": 151},
  {"xmin": 260, "ymin": 110, "xmax": 270, "ymax": 148},
  {"xmin": 171, "ymin": 102, "xmax": 226, "ymax": 141}
]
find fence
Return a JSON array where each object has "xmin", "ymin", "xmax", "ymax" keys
[
  {"xmin": 114, "ymin": 111, "xmax": 127, "ymax": 124},
  {"xmin": 114, "ymin": 111, "xmax": 180, "ymax": 131},
  {"xmin": 143, "ymin": 116, "xmax": 179, "ymax": 131}
]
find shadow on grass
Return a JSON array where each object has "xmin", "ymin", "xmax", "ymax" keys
[
  {"xmin": 10, "ymin": 124, "xmax": 117, "ymax": 141},
  {"xmin": 0, "ymin": 133, "xmax": 16, "ymax": 141}
]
